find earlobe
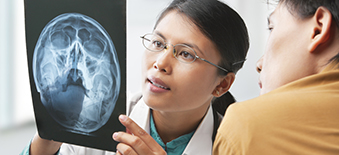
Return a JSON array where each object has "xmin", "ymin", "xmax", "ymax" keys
[
  {"xmin": 213, "ymin": 73, "xmax": 235, "ymax": 97},
  {"xmin": 309, "ymin": 7, "xmax": 333, "ymax": 53}
]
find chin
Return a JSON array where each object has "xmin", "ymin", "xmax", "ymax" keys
[
  {"xmin": 260, "ymin": 87, "xmax": 274, "ymax": 95},
  {"xmin": 143, "ymin": 94, "xmax": 159, "ymax": 107},
  {"xmin": 142, "ymin": 95, "xmax": 173, "ymax": 111},
  {"xmin": 260, "ymin": 89, "xmax": 267, "ymax": 95}
]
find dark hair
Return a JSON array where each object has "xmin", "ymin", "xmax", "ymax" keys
[
  {"xmin": 153, "ymin": 0, "xmax": 249, "ymax": 115},
  {"xmin": 211, "ymin": 91, "xmax": 236, "ymax": 116},
  {"xmin": 273, "ymin": 0, "xmax": 339, "ymax": 63},
  {"xmin": 154, "ymin": 0, "xmax": 249, "ymax": 75}
]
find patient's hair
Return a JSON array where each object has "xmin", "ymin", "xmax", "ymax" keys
[{"xmin": 274, "ymin": 0, "xmax": 339, "ymax": 62}]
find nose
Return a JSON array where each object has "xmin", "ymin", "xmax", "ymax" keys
[
  {"xmin": 256, "ymin": 56, "xmax": 263, "ymax": 73},
  {"xmin": 153, "ymin": 45, "xmax": 174, "ymax": 73}
]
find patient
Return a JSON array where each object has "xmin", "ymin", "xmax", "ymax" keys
[{"xmin": 214, "ymin": 0, "xmax": 339, "ymax": 154}]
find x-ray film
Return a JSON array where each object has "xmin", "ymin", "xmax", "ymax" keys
[{"xmin": 24, "ymin": 0, "xmax": 126, "ymax": 152}]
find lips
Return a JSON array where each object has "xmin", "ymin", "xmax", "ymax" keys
[
  {"xmin": 147, "ymin": 77, "xmax": 170, "ymax": 90},
  {"xmin": 258, "ymin": 79, "xmax": 262, "ymax": 89}
]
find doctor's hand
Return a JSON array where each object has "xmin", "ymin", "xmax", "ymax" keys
[
  {"xmin": 30, "ymin": 133, "xmax": 62, "ymax": 155},
  {"xmin": 113, "ymin": 114, "xmax": 167, "ymax": 155}
]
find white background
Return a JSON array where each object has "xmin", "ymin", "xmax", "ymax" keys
[{"xmin": 0, "ymin": 0, "xmax": 272, "ymax": 154}]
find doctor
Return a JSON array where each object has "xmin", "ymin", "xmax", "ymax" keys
[
  {"xmin": 25, "ymin": 0, "xmax": 249, "ymax": 154},
  {"xmin": 113, "ymin": 0, "xmax": 249, "ymax": 154}
]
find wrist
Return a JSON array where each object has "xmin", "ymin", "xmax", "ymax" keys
[{"xmin": 30, "ymin": 133, "xmax": 62, "ymax": 155}]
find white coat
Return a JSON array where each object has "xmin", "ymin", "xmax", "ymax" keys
[{"xmin": 59, "ymin": 97, "xmax": 215, "ymax": 155}]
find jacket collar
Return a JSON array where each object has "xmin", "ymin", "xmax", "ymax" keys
[
  {"xmin": 182, "ymin": 103, "xmax": 213, "ymax": 155},
  {"xmin": 129, "ymin": 97, "xmax": 214, "ymax": 155},
  {"xmin": 128, "ymin": 97, "xmax": 151, "ymax": 134}
]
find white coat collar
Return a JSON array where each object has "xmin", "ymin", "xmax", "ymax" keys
[
  {"xmin": 129, "ymin": 97, "xmax": 214, "ymax": 155},
  {"xmin": 128, "ymin": 97, "xmax": 151, "ymax": 134},
  {"xmin": 182, "ymin": 103, "xmax": 213, "ymax": 155}
]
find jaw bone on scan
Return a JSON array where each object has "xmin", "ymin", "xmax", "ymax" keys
[{"xmin": 33, "ymin": 13, "xmax": 121, "ymax": 133}]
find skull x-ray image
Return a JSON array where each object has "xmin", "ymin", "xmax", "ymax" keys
[{"xmin": 32, "ymin": 13, "xmax": 121, "ymax": 133}]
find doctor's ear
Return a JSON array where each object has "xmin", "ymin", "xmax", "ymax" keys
[
  {"xmin": 213, "ymin": 72, "xmax": 235, "ymax": 97},
  {"xmin": 309, "ymin": 6, "xmax": 333, "ymax": 53}
]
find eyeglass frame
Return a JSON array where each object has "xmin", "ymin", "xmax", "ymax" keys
[{"xmin": 140, "ymin": 33, "xmax": 229, "ymax": 73}]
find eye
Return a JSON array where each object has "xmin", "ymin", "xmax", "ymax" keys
[
  {"xmin": 174, "ymin": 45, "xmax": 196, "ymax": 63},
  {"xmin": 178, "ymin": 50, "xmax": 194, "ymax": 60},
  {"xmin": 152, "ymin": 40, "xmax": 164, "ymax": 48},
  {"xmin": 267, "ymin": 25, "xmax": 273, "ymax": 32}
]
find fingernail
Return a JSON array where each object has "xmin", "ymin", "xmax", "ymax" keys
[
  {"xmin": 119, "ymin": 114, "xmax": 127, "ymax": 122},
  {"xmin": 113, "ymin": 132, "xmax": 118, "ymax": 139}
]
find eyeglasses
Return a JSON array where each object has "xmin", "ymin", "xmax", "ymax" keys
[{"xmin": 140, "ymin": 33, "xmax": 229, "ymax": 73}]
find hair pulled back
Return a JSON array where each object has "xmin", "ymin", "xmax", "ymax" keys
[{"xmin": 154, "ymin": 0, "xmax": 249, "ymax": 75}]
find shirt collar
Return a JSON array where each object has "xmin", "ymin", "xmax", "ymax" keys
[
  {"xmin": 129, "ymin": 98, "xmax": 214, "ymax": 155},
  {"xmin": 150, "ymin": 110, "xmax": 195, "ymax": 154}
]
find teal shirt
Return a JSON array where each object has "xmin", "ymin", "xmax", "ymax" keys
[
  {"xmin": 150, "ymin": 112, "xmax": 195, "ymax": 155},
  {"xmin": 20, "ymin": 140, "xmax": 31, "ymax": 155},
  {"xmin": 20, "ymin": 139, "xmax": 60, "ymax": 155}
]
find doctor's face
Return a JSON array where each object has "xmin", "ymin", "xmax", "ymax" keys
[
  {"xmin": 257, "ymin": 3, "xmax": 316, "ymax": 95},
  {"xmin": 141, "ymin": 11, "xmax": 223, "ymax": 113}
]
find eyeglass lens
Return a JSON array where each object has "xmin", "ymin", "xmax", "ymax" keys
[{"xmin": 142, "ymin": 34, "xmax": 197, "ymax": 63}]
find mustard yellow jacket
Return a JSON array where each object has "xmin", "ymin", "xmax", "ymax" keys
[{"xmin": 213, "ymin": 62, "xmax": 339, "ymax": 155}]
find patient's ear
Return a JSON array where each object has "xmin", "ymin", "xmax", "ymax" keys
[
  {"xmin": 309, "ymin": 7, "xmax": 333, "ymax": 53},
  {"xmin": 213, "ymin": 72, "xmax": 235, "ymax": 97}
]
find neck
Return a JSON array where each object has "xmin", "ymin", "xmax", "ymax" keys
[
  {"xmin": 152, "ymin": 103, "xmax": 210, "ymax": 143},
  {"xmin": 316, "ymin": 27, "xmax": 339, "ymax": 72},
  {"xmin": 315, "ymin": 42, "xmax": 339, "ymax": 73}
]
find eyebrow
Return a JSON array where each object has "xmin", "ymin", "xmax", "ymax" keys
[
  {"xmin": 267, "ymin": 11, "xmax": 275, "ymax": 26},
  {"xmin": 267, "ymin": 13, "xmax": 272, "ymax": 25},
  {"xmin": 153, "ymin": 30, "xmax": 206, "ymax": 57},
  {"xmin": 154, "ymin": 31, "xmax": 167, "ymax": 40},
  {"xmin": 182, "ymin": 43, "xmax": 206, "ymax": 57}
]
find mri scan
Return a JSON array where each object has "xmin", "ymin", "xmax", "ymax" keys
[{"xmin": 33, "ymin": 13, "xmax": 121, "ymax": 133}]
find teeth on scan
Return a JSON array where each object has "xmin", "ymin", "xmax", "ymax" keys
[{"xmin": 32, "ymin": 13, "xmax": 121, "ymax": 133}]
